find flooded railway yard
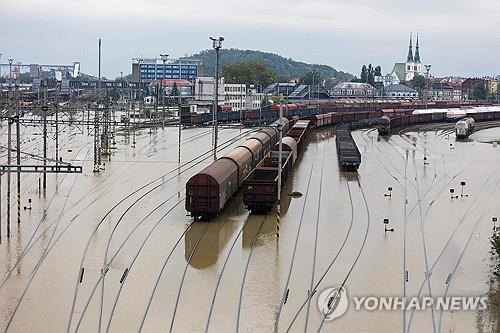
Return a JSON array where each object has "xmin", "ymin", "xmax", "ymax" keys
[{"xmin": 1, "ymin": 121, "xmax": 500, "ymax": 333}]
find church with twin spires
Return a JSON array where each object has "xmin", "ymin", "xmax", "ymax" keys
[{"xmin": 390, "ymin": 33, "xmax": 422, "ymax": 84}]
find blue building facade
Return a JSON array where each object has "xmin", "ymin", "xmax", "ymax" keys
[{"xmin": 132, "ymin": 59, "xmax": 202, "ymax": 82}]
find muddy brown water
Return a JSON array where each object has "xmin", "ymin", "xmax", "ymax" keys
[{"xmin": 1, "ymin": 123, "xmax": 500, "ymax": 332}]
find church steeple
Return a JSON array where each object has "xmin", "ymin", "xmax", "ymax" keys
[
  {"xmin": 414, "ymin": 33, "xmax": 421, "ymax": 63},
  {"xmin": 407, "ymin": 33, "xmax": 414, "ymax": 62}
]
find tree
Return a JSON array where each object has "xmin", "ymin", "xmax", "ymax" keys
[
  {"xmin": 116, "ymin": 73, "xmax": 132, "ymax": 81},
  {"xmin": 185, "ymin": 48, "xmax": 354, "ymax": 82},
  {"xmin": 374, "ymin": 66, "xmax": 382, "ymax": 77},
  {"xmin": 473, "ymin": 83, "xmax": 487, "ymax": 100},
  {"xmin": 222, "ymin": 60, "xmax": 276, "ymax": 87},
  {"xmin": 360, "ymin": 65, "xmax": 367, "ymax": 83},
  {"xmin": 411, "ymin": 75, "xmax": 426, "ymax": 92},
  {"xmin": 299, "ymin": 71, "xmax": 323, "ymax": 85},
  {"xmin": 367, "ymin": 64, "xmax": 375, "ymax": 86},
  {"xmin": 261, "ymin": 95, "xmax": 272, "ymax": 107},
  {"xmin": 171, "ymin": 82, "xmax": 179, "ymax": 97}
]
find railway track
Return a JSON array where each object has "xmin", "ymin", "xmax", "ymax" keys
[
  {"xmin": 274, "ymin": 145, "xmax": 319, "ymax": 332},
  {"xmin": 235, "ymin": 215, "xmax": 267, "ymax": 332},
  {"xmin": 66, "ymin": 128, "xmax": 261, "ymax": 332},
  {"xmin": 406, "ymin": 173, "xmax": 499, "ymax": 332},
  {"xmin": 284, "ymin": 168, "xmax": 355, "ymax": 332},
  {"xmin": 315, "ymin": 176, "xmax": 371, "ymax": 333}
]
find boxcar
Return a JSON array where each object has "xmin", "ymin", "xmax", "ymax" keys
[
  {"xmin": 238, "ymin": 139, "xmax": 264, "ymax": 168},
  {"xmin": 186, "ymin": 159, "xmax": 238, "ymax": 219},
  {"xmin": 220, "ymin": 147, "xmax": 253, "ymax": 186}
]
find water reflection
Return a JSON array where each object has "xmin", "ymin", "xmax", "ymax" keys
[{"xmin": 185, "ymin": 194, "xmax": 246, "ymax": 269}]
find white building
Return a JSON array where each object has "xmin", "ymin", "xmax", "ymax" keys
[
  {"xmin": 194, "ymin": 76, "xmax": 225, "ymax": 102},
  {"xmin": 383, "ymin": 84, "xmax": 419, "ymax": 99},
  {"xmin": 390, "ymin": 34, "xmax": 422, "ymax": 84},
  {"xmin": 223, "ymin": 84, "xmax": 263, "ymax": 111},
  {"xmin": 332, "ymin": 82, "xmax": 375, "ymax": 98},
  {"xmin": 224, "ymin": 83, "xmax": 246, "ymax": 111}
]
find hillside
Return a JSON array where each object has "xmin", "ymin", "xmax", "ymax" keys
[{"xmin": 184, "ymin": 49, "xmax": 353, "ymax": 82}]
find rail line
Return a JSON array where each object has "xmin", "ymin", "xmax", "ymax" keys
[
  {"xmin": 406, "ymin": 173, "xmax": 498, "ymax": 332},
  {"xmin": 204, "ymin": 215, "xmax": 262, "ymax": 333},
  {"xmin": 412, "ymin": 155, "xmax": 437, "ymax": 333},
  {"xmin": 235, "ymin": 214, "xmax": 267, "ymax": 332},
  {"xmin": 104, "ymin": 198, "xmax": 185, "ymax": 332},
  {"xmin": 273, "ymin": 145, "xmax": 319, "ymax": 333},
  {"xmin": 3, "ymin": 146, "xmax": 91, "ymax": 332},
  {"xmin": 315, "ymin": 176, "xmax": 371, "ymax": 332},
  {"xmin": 136, "ymin": 217, "xmax": 197, "ymax": 332},
  {"xmin": 66, "ymin": 128, "xmax": 261, "ymax": 332},
  {"xmin": 73, "ymin": 191, "xmax": 184, "ymax": 331},
  {"xmin": 284, "ymin": 164, "xmax": 355, "ymax": 332},
  {"xmin": 0, "ymin": 130, "xmax": 172, "ymax": 289},
  {"xmin": 304, "ymin": 144, "xmax": 325, "ymax": 332}
]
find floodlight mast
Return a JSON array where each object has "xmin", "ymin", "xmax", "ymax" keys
[{"xmin": 209, "ymin": 36, "xmax": 224, "ymax": 160}]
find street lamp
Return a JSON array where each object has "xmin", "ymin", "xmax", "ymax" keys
[
  {"xmin": 132, "ymin": 57, "xmax": 143, "ymax": 145},
  {"xmin": 424, "ymin": 64, "xmax": 431, "ymax": 109},
  {"xmin": 8, "ymin": 59, "xmax": 13, "ymax": 100},
  {"xmin": 210, "ymin": 36, "xmax": 224, "ymax": 161},
  {"xmin": 160, "ymin": 53, "xmax": 169, "ymax": 126}
]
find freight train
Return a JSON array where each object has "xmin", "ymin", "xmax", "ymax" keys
[
  {"xmin": 185, "ymin": 117, "xmax": 291, "ymax": 220},
  {"xmin": 180, "ymin": 100, "xmax": 492, "ymax": 126},
  {"xmin": 243, "ymin": 120, "xmax": 310, "ymax": 212}
]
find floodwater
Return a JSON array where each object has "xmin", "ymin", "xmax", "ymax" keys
[{"xmin": 1, "ymin": 119, "xmax": 500, "ymax": 333}]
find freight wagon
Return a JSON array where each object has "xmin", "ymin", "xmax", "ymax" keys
[
  {"xmin": 243, "ymin": 120, "xmax": 310, "ymax": 212},
  {"xmin": 336, "ymin": 128, "xmax": 361, "ymax": 171},
  {"xmin": 455, "ymin": 117, "xmax": 475, "ymax": 139},
  {"xmin": 185, "ymin": 117, "xmax": 290, "ymax": 220}
]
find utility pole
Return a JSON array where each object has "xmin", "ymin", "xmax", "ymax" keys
[
  {"xmin": 424, "ymin": 64, "xmax": 431, "ymax": 109},
  {"xmin": 0, "ymin": 170, "xmax": 2, "ymax": 240},
  {"xmin": 133, "ymin": 58, "xmax": 143, "ymax": 147},
  {"xmin": 160, "ymin": 53, "xmax": 169, "ymax": 127},
  {"xmin": 43, "ymin": 83, "xmax": 48, "ymax": 190},
  {"xmin": 94, "ymin": 39, "xmax": 102, "ymax": 172},
  {"xmin": 311, "ymin": 71, "xmax": 314, "ymax": 101},
  {"xmin": 210, "ymin": 36, "xmax": 224, "ymax": 161},
  {"xmin": 276, "ymin": 96, "xmax": 283, "ymax": 239},
  {"xmin": 98, "ymin": 38, "xmax": 102, "ymax": 101},
  {"xmin": 7, "ymin": 117, "xmax": 12, "ymax": 236},
  {"xmin": 55, "ymin": 81, "xmax": 59, "ymax": 165},
  {"xmin": 93, "ymin": 105, "xmax": 100, "ymax": 172},
  {"xmin": 8, "ymin": 59, "xmax": 13, "ymax": 108},
  {"xmin": 15, "ymin": 66, "xmax": 21, "ymax": 224},
  {"xmin": 178, "ymin": 95, "xmax": 182, "ymax": 166}
]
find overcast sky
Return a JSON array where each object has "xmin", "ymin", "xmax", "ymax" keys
[{"xmin": 1, "ymin": 0, "xmax": 499, "ymax": 79}]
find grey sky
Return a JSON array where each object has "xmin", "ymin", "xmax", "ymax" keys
[{"xmin": 1, "ymin": 0, "xmax": 499, "ymax": 78}]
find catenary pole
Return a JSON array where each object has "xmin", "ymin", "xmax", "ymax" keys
[{"xmin": 277, "ymin": 96, "xmax": 283, "ymax": 238}]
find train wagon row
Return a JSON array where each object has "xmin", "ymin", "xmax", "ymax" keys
[
  {"xmin": 336, "ymin": 128, "xmax": 361, "ymax": 171},
  {"xmin": 185, "ymin": 117, "xmax": 291, "ymax": 220},
  {"xmin": 388, "ymin": 110, "xmax": 500, "ymax": 130},
  {"xmin": 179, "ymin": 100, "xmax": 492, "ymax": 126},
  {"xmin": 243, "ymin": 120, "xmax": 311, "ymax": 212}
]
